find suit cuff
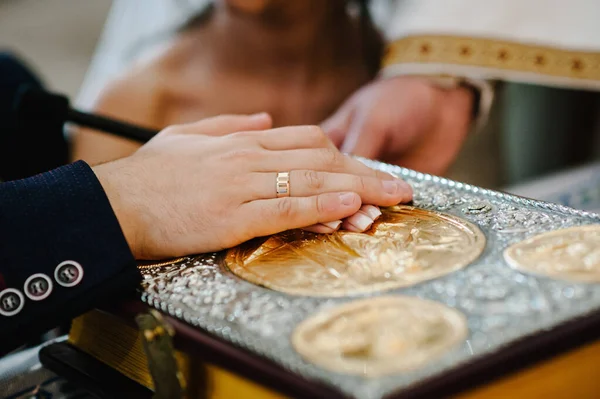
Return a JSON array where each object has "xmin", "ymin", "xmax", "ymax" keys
[{"xmin": 0, "ymin": 161, "xmax": 139, "ymax": 352}]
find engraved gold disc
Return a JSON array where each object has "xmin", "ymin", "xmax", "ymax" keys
[
  {"xmin": 291, "ymin": 296, "xmax": 468, "ymax": 377},
  {"xmin": 225, "ymin": 205, "xmax": 485, "ymax": 297},
  {"xmin": 504, "ymin": 224, "xmax": 600, "ymax": 282}
]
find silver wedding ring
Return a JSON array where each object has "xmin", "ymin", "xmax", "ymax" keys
[{"xmin": 276, "ymin": 172, "xmax": 290, "ymax": 198}]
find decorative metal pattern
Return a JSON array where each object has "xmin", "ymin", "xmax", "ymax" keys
[{"xmin": 139, "ymin": 159, "xmax": 600, "ymax": 399}]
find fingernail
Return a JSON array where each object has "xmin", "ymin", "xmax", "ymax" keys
[
  {"xmin": 383, "ymin": 180, "xmax": 399, "ymax": 194},
  {"xmin": 321, "ymin": 220, "xmax": 342, "ymax": 230},
  {"xmin": 361, "ymin": 205, "xmax": 381, "ymax": 220},
  {"xmin": 303, "ymin": 225, "xmax": 335, "ymax": 234},
  {"xmin": 399, "ymin": 180, "xmax": 412, "ymax": 191},
  {"xmin": 350, "ymin": 213, "xmax": 373, "ymax": 231},
  {"xmin": 383, "ymin": 180, "xmax": 413, "ymax": 196},
  {"xmin": 339, "ymin": 192, "xmax": 356, "ymax": 206},
  {"xmin": 399, "ymin": 180, "xmax": 413, "ymax": 201}
]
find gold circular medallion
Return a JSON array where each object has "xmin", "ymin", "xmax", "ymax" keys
[
  {"xmin": 504, "ymin": 224, "xmax": 600, "ymax": 282},
  {"xmin": 225, "ymin": 206, "xmax": 485, "ymax": 297},
  {"xmin": 292, "ymin": 296, "xmax": 467, "ymax": 376}
]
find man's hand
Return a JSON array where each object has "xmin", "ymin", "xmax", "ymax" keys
[
  {"xmin": 322, "ymin": 76, "xmax": 474, "ymax": 176},
  {"xmin": 93, "ymin": 114, "xmax": 412, "ymax": 260}
]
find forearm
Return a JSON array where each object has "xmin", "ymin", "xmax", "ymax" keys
[
  {"xmin": 0, "ymin": 161, "xmax": 140, "ymax": 355},
  {"xmin": 70, "ymin": 127, "xmax": 142, "ymax": 164}
]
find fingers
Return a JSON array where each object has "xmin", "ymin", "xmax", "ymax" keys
[
  {"xmin": 340, "ymin": 111, "xmax": 386, "ymax": 159},
  {"xmin": 321, "ymin": 90, "xmax": 385, "ymax": 158},
  {"xmin": 342, "ymin": 205, "xmax": 382, "ymax": 232},
  {"xmin": 253, "ymin": 148, "xmax": 398, "ymax": 181},
  {"xmin": 224, "ymin": 124, "xmax": 401, "ymax": 184},
  {"xmin": 321, "ymin": 109, "xmax": 353, "ymax": 148},
  {"xmin": 304, "ymin": 205, "xmax": 381, "ymax": 234},
  {"xmin": 176, "ymin": 113, "xmax": 273, "ymax": 136},
  {"xmin": 247, "ymin": 170, "xmax": 411, "ymax": 205},
  {"xmin": 321, "ymin": 118, "xmax": 350, "ymax": 148},
  {"xmin": 241, "ymin": 192, "xmax": 362, "ymax": 237},
  {"xmin": 303, "ymin": 220, "xmax": 342, "ymax": 234},
  {"xmin": 396, "ymin": 87, "xmax": 472, "ymax": 175},
  {"xmin": 237, "ymin": 125, "xmax": 335, "ymax": 151}
]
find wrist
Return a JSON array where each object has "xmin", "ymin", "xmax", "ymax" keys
[
  {"xmin": 377, "ymin": 73, "xmax": 495, "ymax": 134},
  {"xmin": 92, "ymin": 160, "xmax": 143, "ymax": 258}
]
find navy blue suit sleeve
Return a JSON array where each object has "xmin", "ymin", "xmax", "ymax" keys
[{"xmin": 0, "ymin": 161, "xmax": 140, "ymax": 355}]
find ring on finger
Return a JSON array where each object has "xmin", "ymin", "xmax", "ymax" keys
[{"xmin": 276, "ymin": 172, "xmax": 290, "ymax": 198}]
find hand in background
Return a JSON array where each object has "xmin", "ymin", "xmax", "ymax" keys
[
  {"xmin": 322, "ymin": 76, "xmax": 474, "ymax": 176},
  {"xmin": 93, "ymin": 114, "xmax": 412, "ymax": 259}
]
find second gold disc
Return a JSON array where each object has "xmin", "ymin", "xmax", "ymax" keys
[
  {"xmin": 504, "ymin": 224, "xmax": 600, "ymax": 282},
  {"xmin": 291, "ymin": 296, "xmax": 468, "ymax": 376},
  {"xmin": 225, "ymin": 205, "xmax": 486, "ymax": 297}
]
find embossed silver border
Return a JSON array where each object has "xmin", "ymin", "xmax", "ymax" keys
[{"xmin": 139, "ymin": 159, "xmax": 600, "ymax": 399}]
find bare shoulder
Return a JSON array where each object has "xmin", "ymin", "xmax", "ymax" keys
[
  {"xmin": 71, "ymin": 35, "xmax": 207, "ymax": 164},
  {"xmin": 72, "ymin": 50, "xmax": 173, "ymax": 163},
  {"xmin": 94, "ymin": 35, "xmax": 203, "ymax": 127},
  {"xmin": 93, "ymin": 61, "xmax": 164, "ymax": 129}
]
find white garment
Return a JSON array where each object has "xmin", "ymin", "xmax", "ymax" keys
[
  {"xmin": 77, "ymin": 0, "xmax": 211, "ymax": 109},
  {"xmin": 373, "ymin": 0, "xmax": 600, "ymax": 90},
  {"xmin": 78, "ymin": 0, "xmax": 600, "ymax": 109},
  {"xmin": 372, "ymin": 0, "xmax": 600, "ymax": 52}
]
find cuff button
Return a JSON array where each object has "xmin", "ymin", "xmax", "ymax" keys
[
  {"xmin": 54, "ymin": 261, "xmax": 84, "ymax": 288},
  {"xmin": 24, "ymin": 273, "xmax": 53, "ymax": 301},
  {"xmin": 0, "ymin": 288, "xmax": 25, "ymax": 317}
]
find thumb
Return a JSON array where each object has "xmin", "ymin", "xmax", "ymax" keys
[{"xmin": 180, "ymin": 113, "xmax": 273, "ymax": 136}]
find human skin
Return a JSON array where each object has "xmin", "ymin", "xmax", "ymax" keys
[{"xmin": 93, "ymin": 114, "xmax": 412, "ymax": 259}]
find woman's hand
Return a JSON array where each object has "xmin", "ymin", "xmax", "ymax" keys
[
  {"xmin": 322, "ymin": 76, "xmax": 474, "ymax": 176},
  {"xmin": 94, "ymin": 114, "xmax": 412, "ymax": 259}
]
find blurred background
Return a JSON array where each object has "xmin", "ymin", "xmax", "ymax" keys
[
  {"xmin": 0, "ymin": 0, "xmax": 111, "ymax": 99},
  {"xmin": 0, "ymin": 1, "xmax": 598, "ymax": 397},
  {"xmin": 1, "ymin": 0, "xmax": 599, "ymax": 211}
]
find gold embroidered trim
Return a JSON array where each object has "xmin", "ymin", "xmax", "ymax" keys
[
  {"xmin": 383, "ymin": 35, "xmax": 600, "ymax": 81},
  {"xmin": 137, "ymin": 257, "xmax": 187, "ymax": 270}
]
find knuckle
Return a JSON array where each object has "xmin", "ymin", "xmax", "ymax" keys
[
  {"xmin": 305, "ymin": 125, "xmax": 327, "ymax": 144},
  {"xmin": 318, "ymin": 147, "xmax": 341, "ymax": 169},
  {"xmin": 211, "ymin": 114, "xmax": 233, "ymax": 123},
  {"xmin": 221, "ymin": 148, "xmax": 260, "ymax": 163},
  {"xmin": 276, "ymin": 197, "xmax": 295, "ymax": 219},
  {"xmin": 230, "ymin": 130, "xmax": 255, "ymax": 140},
  {"xmin": 314, "ymin": 195, "xmax": 328, "ymax": 216},
  {"xmin": 376, "ymin": 170, "xmax": 392, "ymax": 180},
  {"xmin": 228, "ymin": 130, "xmax": 261, "ymax": 146},
  {"xmin": 303, "ymin": 170, "xmax": 325, "ymax": 190},
  {"xmin": 231, "ymin": 173, "xmax": 251, "ymax": 187},
  {"xmin": 353, "ymin": 175, "xmax": 368, "ymax": 193},
  {"xmin": 207, "ymin": 114, "xmax": 241, "ymax": 128},
  {"xmin": 160, "ymin": 125, "xmax": 180, "ymax": 136}
]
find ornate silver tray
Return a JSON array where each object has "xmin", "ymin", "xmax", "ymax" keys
[{"xmin": 139, "ymin": 159, "xmax": 600, "ymax": 399}]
